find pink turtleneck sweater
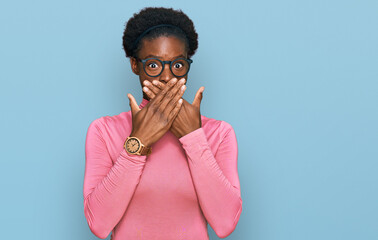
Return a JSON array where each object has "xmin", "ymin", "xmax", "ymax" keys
[{"xmin": 83, "ymin": 98, "xmax": 242, "ymax": 240}]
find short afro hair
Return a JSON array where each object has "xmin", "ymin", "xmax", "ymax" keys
[{"xmin": 122, "ymin": 7, "xmax": 198, "ymax": 58}]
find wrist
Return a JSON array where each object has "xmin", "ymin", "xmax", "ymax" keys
[
  {"xmin": 124, "ymin": 135, "xmax": 152, "ymax": 156},
  {"xmin": 128, "ymin": 133, "xmax": 151, "ymax": 147}
]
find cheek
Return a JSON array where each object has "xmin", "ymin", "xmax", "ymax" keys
[{"xmin": 138, "ymin": 70, "xmax": 154, "ymax": 81}]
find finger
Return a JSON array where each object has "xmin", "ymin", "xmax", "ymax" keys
[
  {"xmin": 143, "ymin": 80, "xmax": 160, "ymax": 96},
  {"xmin": 152, "ymin": 80, "xmax": 166, "ymax": 90},
  {"xmin": 150, "ymin": 78, "xmax": 178, "ymax": 107},
  {"xmin": 160, "ymin": 78, "xmax": 186, "ymax": 113},
  {"xmin": 127, "ymin": 93, "xmax": 141, "ymax": 116},
  {"xmin": 163, "ymin": 79, "xmax": 186, "ymax": 116},
  {"xmin": 142, "ymin": 85, "xmax": 156, "ymax": 99},
  {"xmin": 192, "ymin": 86, "xmax": 205, "ymax": 108},
  {"xmin": 167, "ymin": 98, "xmax": 183, "ymax": 123}
]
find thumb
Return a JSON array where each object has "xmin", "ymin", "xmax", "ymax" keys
[
  {"xmin": 192, "ymin": 86, "xmax": 205, "ymax": 108},
  {"xmin": 127, "ymin": 93, "xmax": 141, "ymax": 116}
]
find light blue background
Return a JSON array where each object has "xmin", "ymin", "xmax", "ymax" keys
[{"xmin": 0, "ymin": 0, "xmax": 377, "ymax": 239}]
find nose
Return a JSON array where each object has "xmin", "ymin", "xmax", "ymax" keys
[{"xmin": 158, "ymin": 63, "xmax": 174, "ymax": 83}]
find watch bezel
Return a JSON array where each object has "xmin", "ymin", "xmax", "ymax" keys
[{"xmin": 125, "ymin": 137, "xmax": 141, "ymax": 154}]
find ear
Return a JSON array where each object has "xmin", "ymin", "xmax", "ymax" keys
[{"xmin": 130, "ymin": 57, "xmax": 140, "ymax": 75}]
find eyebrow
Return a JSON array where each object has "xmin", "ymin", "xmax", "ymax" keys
[{"xmin": 142, "ymin": 54, "xmax": 186, "ymax": 60}]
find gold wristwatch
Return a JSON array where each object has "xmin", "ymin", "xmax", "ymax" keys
[{"xmin": 124, "ymin": 136, "xmax": 152, "ymax": 156}]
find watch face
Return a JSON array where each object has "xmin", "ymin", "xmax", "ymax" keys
[{"xmin": 126, "ymin": 138, "xmax": 140, "ymax": 153}]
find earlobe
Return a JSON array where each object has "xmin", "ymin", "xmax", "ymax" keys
[{"xmin": 130, "ymin": 57, "xmax": 140, "ymax": 75}]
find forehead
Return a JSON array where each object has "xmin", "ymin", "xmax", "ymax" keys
[{"xmin": 138, "ymin": 36, "xmax": 187, "ymax": 59}]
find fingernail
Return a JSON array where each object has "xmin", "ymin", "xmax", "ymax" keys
[
  {"xmin": 143, "ymin": 80, "xmax": 149, "ymax": 85},
  {"xmin": 181, "ymin": 85, "xmax": 186, "ymax": 91},
  {"xmin": 152, "ymin": 80, "xmax": 158, "ymax": 85},
  {"xmin": 179, "ymin": 78, "xmax": 185, "ymax": 84},
  {"xmin": 143, "ymin": 87, "xmax": 149, "ymax": 92}
]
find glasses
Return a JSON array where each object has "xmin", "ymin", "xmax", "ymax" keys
[{"xmin": 135, "ymin": 57, "xmax": 193, "ymax": 78}]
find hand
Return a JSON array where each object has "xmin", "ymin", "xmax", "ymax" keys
[
  {"xmin": 127, "ymin": 78, "xmax": 186, "ymax": 147},
  {"xmin": 142, "ymin": 79, "xmax": 205, "ymax": 138}
]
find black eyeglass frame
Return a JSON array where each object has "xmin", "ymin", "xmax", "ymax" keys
[{"xmin": 135, "ymin": 57, "xmax": 193, "ymax": 78}]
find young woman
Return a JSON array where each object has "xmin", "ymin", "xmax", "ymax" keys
[{"xmin": 83, "ymin": 7, "xmax": 242, "ymax": 240}]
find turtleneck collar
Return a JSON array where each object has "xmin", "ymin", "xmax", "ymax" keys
[{"xmin": 138, "ymin": 98, "xmax": 150, "ymax": 109}]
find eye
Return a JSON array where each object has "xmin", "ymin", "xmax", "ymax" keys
[
  {"xmin": 148, "ymin": 62, "xmax": 158, "ymax": 68},
  {"xmin": 174, "ymin": 62, "xmax": 183, "ymax": 69}
]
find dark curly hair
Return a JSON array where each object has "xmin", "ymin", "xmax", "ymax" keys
[{"xmin": 122, "ymin": 7, "xmax": 198, "ymax": 58}]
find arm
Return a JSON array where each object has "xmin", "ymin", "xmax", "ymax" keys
[
  {"xmin": 179, "ymin": 122, "xmax": 243, "ymax": 238},
  {"xmin": 83, "ymin": 119, "xmax": 147, "ymax": 239}
]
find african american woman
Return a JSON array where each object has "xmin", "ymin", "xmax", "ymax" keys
[{"xmin": 83, "ymin": 7, "xmax": 243, "ymax": 240}]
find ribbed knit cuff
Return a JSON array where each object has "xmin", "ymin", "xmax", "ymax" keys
[{"xmin": 119, "ymin": 148, "xmax": 147, "ymax": 163}]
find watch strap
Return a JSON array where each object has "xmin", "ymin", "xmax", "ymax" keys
[{"xmin": 139, "ymin": 145, "xmax": 152, "ymax": 156}]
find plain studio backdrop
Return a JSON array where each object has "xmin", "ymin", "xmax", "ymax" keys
[{"xmin": 0, "ymin": 0, "xmax": 377, "ymax": 239}]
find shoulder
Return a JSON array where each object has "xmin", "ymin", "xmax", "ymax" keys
[
  {"xmin": 200, "ymin": 114, "xmax": 236, "ymax": 143},
  {"xmin": 86, "ymin": 111, "xmax": 132, "ymax": 135},
  {"xmin": 201, "ymin": 114, "xmax": 234, "ymax": 132}
]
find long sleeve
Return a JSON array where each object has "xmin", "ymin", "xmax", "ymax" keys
[
  {"xmin": 179, "ymin": 123, "xmax": 243, "ymax": 239},
  {"xmin": 83, "ymin": 119, "xmax": 147, "ymax": 239}
]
